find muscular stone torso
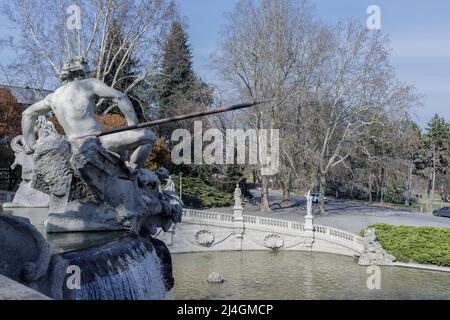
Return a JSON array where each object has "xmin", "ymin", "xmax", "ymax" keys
[{"xmin": 49, "ymin": 79, "xmax": 101, "ymax": 139}]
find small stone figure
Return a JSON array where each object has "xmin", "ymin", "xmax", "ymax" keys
[
  {"xmin": 305, "ymin": 189, "xmax": 313, "ymax": 217},
  {"xmin": 234, "ymin": 183, "xmax": 242, "ymax": 209},
  {"xmin": 358, "ymin": 228, "xmax": 396, "ymax": 266},
  {"xmin": 165, "ymin": 176, "xmax": 175, "ymax": 192},
  {"xmin": 36, "ymin": 116, "xmax": 58, "ymax": 140},
  {"xmin": 3, "ymin": 117, "xmax": 57, "ymax": 208}
]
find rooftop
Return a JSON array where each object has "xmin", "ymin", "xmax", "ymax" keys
[{"xmin": 0, "ymin": 84, "xmax": 52, "ymax": 107}]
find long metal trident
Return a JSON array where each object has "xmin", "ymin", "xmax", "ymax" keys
[{"xmin": 77, "ymin": 100, "xmax": 273, "ymax": 139}]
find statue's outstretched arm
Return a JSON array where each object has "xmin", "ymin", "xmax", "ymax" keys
[
  {"xmin": 21, "ymin": 96, "xmax": 52, "ymax": 151},
  {"xmin": 90, "ymin": 79, "xmax": 138, "ymax": 126}
]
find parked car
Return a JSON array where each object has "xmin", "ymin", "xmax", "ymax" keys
[
  {"xmin": 311, "ymin": 192, "xmax": 328, "ymax": 204},
  {"xmin": 433, "ymin": 207, "xmax": 450, "ymax": 218}
]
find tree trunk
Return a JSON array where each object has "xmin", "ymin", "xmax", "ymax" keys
[
  {"xmin": 405, "ymin": 161, "xmax": 413, "ymax": 206},
  {"xmin": 260, "ymin": 175, "xmax": 271, "ymax": 212},
  {"xmin": 319, "ymin": 171, "xmax": 326, "ymax": 214},
  {"xmin": 428, "ymin": 147, "xmax": 436, "ymax": 209},
  {"xmin": 431, "ymin": 169, "xmax": 436, "ymax": 208},
  {"xmin": 427, "ymin": 172, "xmax": 433, "ymax": 208},
  {"xmin": 368, "ymin": 170, "xmax": 373, "ymax": 204}
]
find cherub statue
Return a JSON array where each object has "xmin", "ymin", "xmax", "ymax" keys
[{"xmin": 3, "ymin": 117, "xmax": 57, "ymax": 208}]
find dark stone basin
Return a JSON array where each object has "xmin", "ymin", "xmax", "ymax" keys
[{"xmin": 0, "ymin": 207, "xmax": 173, "ymax": 300}]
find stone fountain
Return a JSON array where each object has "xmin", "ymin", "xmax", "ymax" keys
[{"xmin": 0, "ymin": 57, "xmax": 182, "ymax": 300}]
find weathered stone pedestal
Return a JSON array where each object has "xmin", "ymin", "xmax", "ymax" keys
[
  {"xmin": 304, "ymin": 214, "xmax": 314, "ymax": 247},
  {"xmin": 30, "ymin": 135, "xmax": 181, "ymax": 234},
  {"xmin": 2, "ymin": 181, "xmax": 49, "ymax": 208},
  {"xmin": 232, "ymin": 184, "xmax": 245, "ymax": 252},
  {"xmin": 304, "ymin": 190, "xmax": 315, "ymax": 247}
]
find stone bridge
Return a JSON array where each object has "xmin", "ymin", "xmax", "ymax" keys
[{"xmin": 156, "ymin": 208, "xmax": 364, "ymax": 257}]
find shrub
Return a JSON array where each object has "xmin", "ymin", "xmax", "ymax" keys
[
  {"xmin": 383, "ymin": 181, "xmax": 404, "ymax": 204},
  {"xmin": 366, "ymin": 223, "xmax": 450, "ymax": 266},
  {"xmin": 145, "ymin": 138, "xmax": 172, "ymax": 171},
  {"xmin": 176, "ymin": 176, "xmax": 234, "ymax": 208}
]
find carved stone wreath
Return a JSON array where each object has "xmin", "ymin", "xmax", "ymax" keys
[
  {"xmin": 194, "ymin": 229, "xmax": 215, "ymax": 246},
  {"xmin": 263, "ymin": 234, "xmax": 284, "ymax": 250}
]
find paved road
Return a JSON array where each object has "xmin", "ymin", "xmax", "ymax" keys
[{"xmin": 211, "ymin": 189, "xmax": 450, "ymax": 234}]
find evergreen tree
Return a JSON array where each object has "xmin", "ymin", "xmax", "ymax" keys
[
  {"xmin": 425, "ymin": 115, "xmax": 450, "ymax": 149},
  {"xmin": 424, "ymin": 114, "xmax": 450, "ymax": 174},
  {"xmin": 156, "ymin": 21, "xmax": 212, "ymax": 137},
  {"xmin": 423, "ymin": 114, "xmax": 450, "ymax": 207}
]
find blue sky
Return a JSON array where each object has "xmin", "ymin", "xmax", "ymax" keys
[
  {"xmin": 179, "ymin": 0, "xmax": 450, "ymax": 127},
  {"xmin": 0, "ymin": 1, "xmax": 448, "ymax": 127}
]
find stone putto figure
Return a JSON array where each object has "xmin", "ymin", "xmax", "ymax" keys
[
  {"xmin": 2, "ymin": 116, "xmax": 57, "ymax": 208},
  {"xmin": 234, "ymin": 183, "xmax": 242, "ymax": 208},
  {"xmin": 164, "ymin": 175, "xmax": 175, "ymax": 192}
]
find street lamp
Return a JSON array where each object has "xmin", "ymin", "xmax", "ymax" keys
[{"xmin": 179, "ymin": 172, "xmax": 183, "ymax": 201}]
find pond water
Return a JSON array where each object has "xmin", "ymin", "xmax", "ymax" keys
[
  {"xmin": 169, "ymin": 251, "xmax": 450, "ymax": 300},
  {"xmin": 3, "ymin": 207, "xmax": 450, "ymax": 299}
]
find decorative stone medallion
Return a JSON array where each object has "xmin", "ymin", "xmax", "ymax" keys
[
  {"xmin": 263, "ymin": 234, "xmax": 284, "ymax": 250},
  {"xmin": 194, "ymin": 229, "xmax": 215, "ymax": 246}
]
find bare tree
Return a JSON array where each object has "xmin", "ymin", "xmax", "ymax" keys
[
  {"xmin": 1, "ymin": 0, "xmax": 177, "ymax": 115},
  {"xmin": 215, "ymin": 0, "xmax": 321, "ymax": 211},
  {"xmin": 305, "ymin": 22, "xmax": 417, "ymax": 213}
]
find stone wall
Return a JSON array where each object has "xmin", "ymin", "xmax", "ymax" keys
[{"xmin": 0, "ymin": 275, "xmax": 51, "ymax": 300}]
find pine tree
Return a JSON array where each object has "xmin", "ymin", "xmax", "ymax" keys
[
  {"xmin": 156, "ymin": 21, "xmax": 212, "ymax": 138},
  {"xmin": 424, "ymin": 114, "xmax": 450, "ymax": 207},
  {"xmin": 158, "ymin": 22, "xmax": 195, "ymax": 117},
  {"xmin": 425, "ymin": 114, "xmax": 450, "ymax": 151}
]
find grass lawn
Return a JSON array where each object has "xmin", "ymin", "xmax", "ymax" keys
[{"xmin": 366, "ymin": 224, "xmax": 450, "ymax": 267}]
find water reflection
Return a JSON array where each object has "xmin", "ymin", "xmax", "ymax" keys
[{"xmin": 170, "ymin": 251, "xmax": 450, "ymax": 300}]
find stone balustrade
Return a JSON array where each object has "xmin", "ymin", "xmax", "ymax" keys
[{"xmin": 180, "ymin": 208, "xmax": 364, "ymax": 254}]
